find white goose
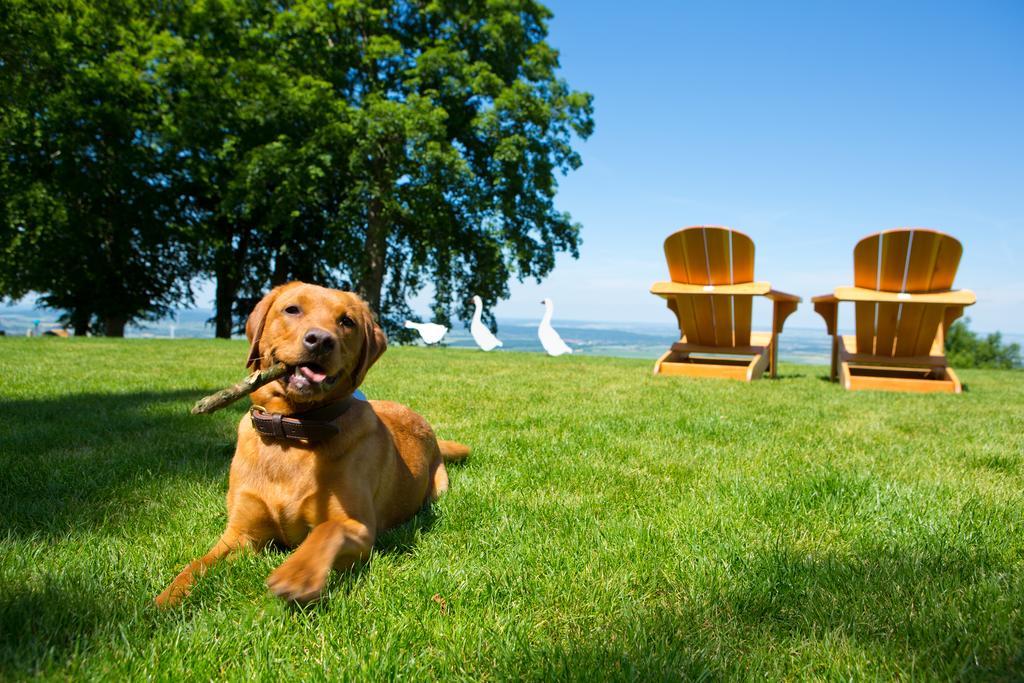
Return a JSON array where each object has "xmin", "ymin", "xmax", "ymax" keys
[
  {"xmin": 470, "ymin": 295, "xmax": 503, "ymax": 351},
  {"xmin": 538, "ymin": 298, "xmax": 573, "ymax": 356},
  {"xmin": 404, "ymin": 320, "xmax": 448, "ymax": 345}
]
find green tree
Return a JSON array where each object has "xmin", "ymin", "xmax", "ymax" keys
[
  {"xmin": 3, "ymin": 0, "xmax": 592, "ymax": 337},
  {"xmin": 0, "ymin": 0, "xmax": 195, "ymax": 336},
  {"xmin": 325, "ymin": 0, "xmax": 594, "ymax": 333},
  {"xmin": 157, "ymin": 0, "xmax": 593, "ymax": 336},
  {"xmin": 945, "ymin": 318, "xmax": 1022, "ymax": 369},
  {"xmin": 153, "ymin": 0, "xmax": 358, "ymax": 337}
]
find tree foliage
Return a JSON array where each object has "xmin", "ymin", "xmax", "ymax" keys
[
  {"xmin": 156, "ymin": 0, "xmax": 594, "ymax": 337},
  {"xmin": 0, "ymin": 0, "xmax": 593, "ymax": 339},
  {"xmin": 945, "ymin": 318, "xmax": 1022, "ymax": 370},
  {"xmin": 1, "ymin": 0, "xmax": 593, "ymax": 337},
  {"xmin": 152, "ymin": 0, "xmax": 356, "ymax": 336},
  {"xmin": 0, "ymin": 0, "xmax": 195, "ymax": 335}
]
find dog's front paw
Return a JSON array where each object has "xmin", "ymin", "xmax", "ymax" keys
[
  {"xmin": 154, "ymin": 589, "xmax": 177, "ymax": 608},
  {"xmin": 154, "ymin": 580, "xmax": 187, "ymax": 608},
  {"xmin": 266, "ymin": 557, "xmax": 329, "ymax": 604}
]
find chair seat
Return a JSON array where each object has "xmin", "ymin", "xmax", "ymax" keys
[
  {"xmin": 671, "ymin": 331, "xmax": 773, "ymax": 355},
  {"xmin": 837, "ymin": 336, "xmax": 961, "ymax": 393},
  {"xmin": 839, "ymin": 336, "xmax": 946, "ymax": 366},
  {"xmin": 655, "ymin": 330, "xmax": 774, "ymax": 381}
]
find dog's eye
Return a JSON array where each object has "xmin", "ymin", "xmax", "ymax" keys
[
  {"xmin": 339, "ymin": 314, "xmax": 356, "ymax": 328},
  {"xmin": 284, "ymin": 305, "xmax": 301, "ymax": 315}
]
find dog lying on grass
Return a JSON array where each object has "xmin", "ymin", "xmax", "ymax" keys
[{"xmin": 156, "ymin": 282, "xmax": 468, "ymax": 606}]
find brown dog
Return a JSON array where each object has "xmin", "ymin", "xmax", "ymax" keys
[{"xmin": 156, "ymin": 282, "xmax": 468, "ymax": 606}]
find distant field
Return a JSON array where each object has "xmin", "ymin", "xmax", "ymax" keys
[{"xmin": 1, "ymin": 338, "xmax": 1022, "ymax": 679}]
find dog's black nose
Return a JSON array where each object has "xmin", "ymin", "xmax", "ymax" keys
[{"xmin": 303, "ymin": 328, "xmax": 335, "ymax": 354}]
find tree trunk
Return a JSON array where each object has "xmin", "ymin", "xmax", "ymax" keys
[
  {"xmin": 359, "ymin": 196, "xmax": 387, "ymax": 313},
  {"xmin": 213, "ymin": 236, "xmax": 236, "ymax": 339},
  {"xmin": 212, "ymin": 217, "xmax": 250, "ymax": 338},
  {"xmin": 103, "ymin": 315, "xmax": 126, "ymax": 337},
  {"xmin": 214, "ymin": 267, "xmax": 236, "ymax": 339},
  {"xmin": 270, "ymin": 226, "xmax": 290, "ymax": 287},
  {"xmin": 70, "ymin": 308, "xmax": 91, "ymax": 336},
  {"xmin": 271, "ymin": 249, "xmax": 290, "ymax": 287}
]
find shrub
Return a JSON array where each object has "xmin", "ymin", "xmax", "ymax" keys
[{"xmin": 945, "ymin": 317, "xmax": 1022, "ymax": 369}]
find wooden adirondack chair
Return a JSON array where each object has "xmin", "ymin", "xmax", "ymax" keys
[
  {"xmin": 811, "ymin": 228, "xmax": 976, "ymax": 393},
  {"xmin": 650, "ymin": 226, "xmax": 801, "ymax": 381}
]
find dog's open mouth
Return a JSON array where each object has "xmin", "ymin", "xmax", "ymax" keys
[{"xmin": 285, "ymin": 362, "xmax": 341, "ymax": 393}]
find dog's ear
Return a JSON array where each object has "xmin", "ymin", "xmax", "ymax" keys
[
  {"xmin": 245, "ymin": 283, "xmax": 298, "ymax": 369},
  {"xmin": 351, "ymin": 309, "xmax": 387, "ymax": 388}
]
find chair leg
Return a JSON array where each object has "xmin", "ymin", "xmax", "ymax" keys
[
  {"xmin": 746, "ymin": 352, "xmax": 770, "ymax": 381},
  {"xmin": 653, "ymin": 349, "xmax": 673, "ymax": 375},
  {"xmin": 830, "ymin": 336, "xmax": 838, "ymax": 382},
  {"xmin": 770, "ymin": 335, "xmax": 779, "ymax": 379},
  {"xmin": 945, "ymin": 366, "xmax": 963, "ymax": 393},
  {"xmin": 839, "ymin": 356, "xmax": 852, "ymax": 390}
]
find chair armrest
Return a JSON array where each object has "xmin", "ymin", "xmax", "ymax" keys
[
  {"xmin": 650, "ymin": 281, "xmax": 771, "ymax": 297},
  {"xmin": 770, "ymin": 296, "xmax": 799, "ymax": 335},
  {"xmin": 831, "ymin": 286, "xmax": 976, "ymax": 306},
  {"xmin": 812, "ymin": 295, "xmax": 838, "ymax": 336},
  {"xmin": 766, "ymin": 289, "xmax": 801, "ymax": 303}
]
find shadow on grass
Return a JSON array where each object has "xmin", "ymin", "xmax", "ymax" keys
[
  {"xmin": 0, "ymin": 389, "xmax": 239, "ymax": 537},
  {"xmin": 376, "ymin": 504, "xmax": 440, "ymax": 556},
  {"xmin": 512, "ymin": 541, "xmax": 1022, "ymax": 679},
  {"xmin": 768, "ymin": 373, "xmax": 805, "ymax": 380},
  {"xmin": 0, "ymin": 576, "xmax": 125, "ymax": 678}
]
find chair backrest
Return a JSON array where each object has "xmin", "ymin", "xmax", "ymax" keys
[
  {"xmin": 851, "ymin": 228, "xmax": 963, "ymax": 357},
  {"xmin": 662, "ymin": 226, "xmax": 755, "ymax": 347}
]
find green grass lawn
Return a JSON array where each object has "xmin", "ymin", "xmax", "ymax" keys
[{"xmin": 1, "ymin": 338, "xmax": 1023, "ymax": 680}]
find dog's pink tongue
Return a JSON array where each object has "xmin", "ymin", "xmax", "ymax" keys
[{"xmin": 299, "ymin": 365, "xmax": 327, "ymax": 383}]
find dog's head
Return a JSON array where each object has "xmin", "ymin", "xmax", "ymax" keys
[{"xmin": 245, "ymin": 282, "xmax": 386, "ymax": 408}]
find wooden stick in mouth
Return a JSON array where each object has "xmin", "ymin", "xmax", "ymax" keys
[{"xmin": 191, "ymin": 362, "xmax": 289, "ymax": 415}]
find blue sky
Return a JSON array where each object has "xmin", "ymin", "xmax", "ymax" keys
[{"xmin": 484, "ymin": 0, "xmax": 1024, "ymax": 332}]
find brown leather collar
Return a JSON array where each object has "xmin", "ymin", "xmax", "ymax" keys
[{"xmin": 250, "ymin": 397, "xmax": 354, "ymax": 445}]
